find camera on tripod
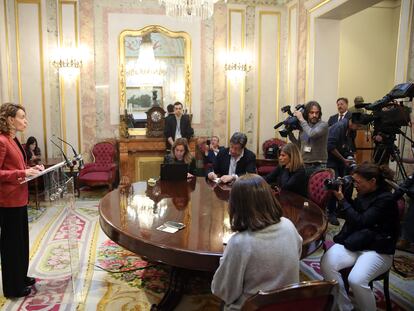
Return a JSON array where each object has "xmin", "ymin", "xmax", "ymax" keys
[
  {"xmin": 274, "ymin": 104, "xmax": 305, "ymax": 137},
  {"xmin": 352, "ymin": 83, "xmax": 414, "ymax": 135},
  {"xmin": 324, "ymin": 175, "xmax": 353, "ymax": 191}
]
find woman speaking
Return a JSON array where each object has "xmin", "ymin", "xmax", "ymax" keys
[{"xmin": 0, "ymin": 103, "xmax": 43, "ymax": 298}]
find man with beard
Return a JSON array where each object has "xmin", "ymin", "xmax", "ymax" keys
[{"xmin": 288, "ymin": 101, "xmax": 328, "ymax": 175}]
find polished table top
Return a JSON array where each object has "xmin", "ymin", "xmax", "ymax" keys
[{"xmin": 99, "ymin": 177, "xmax": 327, "ymax": 272}]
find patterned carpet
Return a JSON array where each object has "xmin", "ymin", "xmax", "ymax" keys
[{"xmin": 0, "ymin": 195, "xmax": 412, "ymax": 310}]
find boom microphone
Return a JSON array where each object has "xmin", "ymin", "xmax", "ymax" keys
[
  {"xmin": 54, "ymin": 136, "xmax": 84, "ymax": 169},
  {"xmin": 50, "ymin": 139, "xmax": 73, "ymax": 167},
  {"xmin": 274, "ymin": 121, "xmax": 285, "ymax": 130}
]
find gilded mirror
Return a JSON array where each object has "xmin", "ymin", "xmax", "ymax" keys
[{"xmin": 119, "ymin": 25, "xmax": 191, "ymax": 135}]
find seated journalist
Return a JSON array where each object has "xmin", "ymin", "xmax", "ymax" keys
[
  {"xmin": 207, "ymin": 132, "xmax": 256, "ymax": 184},
  {"xmin": 24, "ymin": 136, "xmax": 41, "ymax": 164},
  {"xmin": 321, "ymin": 163, "xmax": 399, "ymax": 311},
  {"xmin": 164, "ymin": 138, "xmax": 196, "ymax": 178},
  {"xmin": 211, "ymin": 174, "xmax": 302, "ymax": 310},
  {"xmin": 264, "ymin": 143, "xmax": 307, "ymax": 197}
]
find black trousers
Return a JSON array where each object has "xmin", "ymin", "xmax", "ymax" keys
[{"xmin": 0, "ymin": 206, "xmax": 29, "ymax": 296}]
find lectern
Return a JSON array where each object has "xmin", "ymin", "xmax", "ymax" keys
[{"xmin": 21, "ymin": 159, "xmax": 83, "ymax": 306}]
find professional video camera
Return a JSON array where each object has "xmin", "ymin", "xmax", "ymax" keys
[
  {"xmin": 274, "ymin": 104, "xmax": 305, "ymax": 137},
  {"xmin": 323, "ymin": 175, "xmax": 353, "ymax": 191},
  {"xmin": 351, "ymin": 83, "xmax": 414, "ymax": 178},
  {"xmin": 352, "ymin": 83, "xmax": 414, "ymax": 135}
]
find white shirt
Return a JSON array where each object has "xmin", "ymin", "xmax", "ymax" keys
[
  {"xmin": 175, "ymin": 116, "xmax": 182, "ymax": 139},
  {"xmin": 228, "ymin": 149, "xmax": 244, "ymax": 176},
  {"xmin": 338, "ymin": 110, "xmax": 348, "ymax": 122}
]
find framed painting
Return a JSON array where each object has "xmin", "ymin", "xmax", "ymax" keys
[{"xmin": 126, "ymin": 87, "xmax": 163, "ymax": 112}]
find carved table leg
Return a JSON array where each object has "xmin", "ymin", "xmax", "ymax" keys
[{"xmin": 151, "ymin": 267, "xmax": 189, "ymax": 311}]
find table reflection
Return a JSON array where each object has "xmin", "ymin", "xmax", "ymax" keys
[{"xmin": 99, "ymin": 178, "xmax": 327, "ymax": 272}]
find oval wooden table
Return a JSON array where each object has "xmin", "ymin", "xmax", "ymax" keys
[{"xmin": 99, "ymin": 177, "xmax": 327, "ymax": 310}]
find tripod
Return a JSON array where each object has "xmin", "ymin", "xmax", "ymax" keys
[{"xmin": 373, "ymin": 130, "xmax": 414, "ymax": 181}]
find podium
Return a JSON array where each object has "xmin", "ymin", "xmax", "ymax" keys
[{"xmin": 21, "ymin": 160, "xmax": 82, "ymax": 307}]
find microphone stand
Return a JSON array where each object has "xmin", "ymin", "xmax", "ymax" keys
[
  {"xmin": 54, "ymin": 136, "xmax": 84, "ymax": 170},
  {"xmin": 50, "ymin": 139, "xmax": 74, "ymax": 168},
  {"xmin": 52, "ymin": 137, "xmax": 82, "ymax": 197}
]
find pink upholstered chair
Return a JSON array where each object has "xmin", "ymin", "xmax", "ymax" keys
[
  {"xmin": 307, "ymin": 168, "xmax": 335, "ymax": 211},
  {"xmin": 257, "ymin": 138, "xmax": 286, "ymax": 176},
  {"xmin": 78, "ymin": 142, "xmax": 117, "ymax": 190},
  {"xmin": 241, "ymin": 280, "xmax": 339, "ymax": 311}
]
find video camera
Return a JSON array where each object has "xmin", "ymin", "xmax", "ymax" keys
[
  {"xmin": 274, "ymin": 104, "xmax": 305, "ymax": 137},
  {"xmin": 323, "ymin": 175, "xmax": 353, "ymax": 191},
  {"xmin": 352, "ymin": 83, "xmax": 414, "ymax": 135}
]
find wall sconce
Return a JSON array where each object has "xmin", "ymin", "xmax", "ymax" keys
[
  {"xmin": 51, "ymin": 44, "xmax": 83, "ymax": 79},
  {"xmin": 224, "ymin": 48, "xmax": 252, "ymax": 80}
]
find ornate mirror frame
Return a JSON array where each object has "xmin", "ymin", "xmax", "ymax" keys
[{"xmin": 118, "ymin": 25, "xmax": 192, "ymax": 122}]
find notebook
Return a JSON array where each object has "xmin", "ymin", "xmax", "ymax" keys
[{"xmin": 160, "ymin": 163, "xmax": 188, "ymax": 181}]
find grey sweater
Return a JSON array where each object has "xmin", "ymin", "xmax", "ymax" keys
[
  {"xmin": 289, "ymin": 119, "xmax": 328, "ymax": 164},
  {"xmin": 211, "ymin": 217, "xmax": 303, "ymax": 310}
]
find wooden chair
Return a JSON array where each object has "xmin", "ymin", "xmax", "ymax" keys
[
  {"xmin": 241, "ymin": 280, "xmax": 339, "ymax": 311},
  {"xmin": 339, "ymin": 268, "xmax": 391, "ymax": 311}
]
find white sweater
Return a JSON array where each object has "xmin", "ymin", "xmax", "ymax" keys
[{"xmin": 211, "ymin": 217, "xmax": 303, "ymax": 310}]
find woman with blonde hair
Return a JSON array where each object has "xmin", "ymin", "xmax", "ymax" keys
[
  {"xmin": 211, "ymin": 174, "xmax": 302, "ymax": 310},
  {"xmin": 264, "ymin": 142, "xmax": 307, "ymax": 197},
  {"xmin": 165, "ymin": 137, "xmax": 196, "ymax": 178}
]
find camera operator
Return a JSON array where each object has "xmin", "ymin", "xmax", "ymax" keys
[
  {"xmin": 321, "ymin": 163, "xmax": 399, "ymax": 311},
  {"xmin": 326, "ymin": 117, "xmax": 361, "ymax": 225},
  {"xmin": 288, "ymin": 101, "xmax": 328, "ymax": 175}
]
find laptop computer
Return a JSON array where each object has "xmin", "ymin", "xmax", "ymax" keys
[{"xmin": 160, "ymin": 163, "xmax": 188, "ymax": 181}]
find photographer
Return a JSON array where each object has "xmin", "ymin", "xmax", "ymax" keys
[
  {"xmin": 326, "ymin": 117, "xmax": 361, "ymax": 225},
  {"xmin": 204, "ymin": 136, "xmax": 224, "ymax": 165},
  {"xmin": 288, "ymin": 101, "xmax": 328, "ymax": 175},
  {"xmin": 321, "ymin": 163, "xmax": 399, "ymax": 311}
]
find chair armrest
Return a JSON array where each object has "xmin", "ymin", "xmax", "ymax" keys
[{"xmin": 79, "ymin": 163, "xmax": 96, "ymax": 177}]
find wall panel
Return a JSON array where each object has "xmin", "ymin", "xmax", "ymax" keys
[
  {"xmin": 58, "ymin": 0, "xmax": 81, "ymax": 154},
  {"xmin": 227, "ymin": 6, "xmax": 246, "ymax": 140},
  {"xmin": 255, "ymin": 10, "xmax": 280, "ymax": 154},
  {"xmin": 15, "ymin": 0, "xmax": 47, "ymax": 156}
]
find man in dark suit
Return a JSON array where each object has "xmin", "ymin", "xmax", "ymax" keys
[
  {"xmin": 164, "ymin": 101, "xmax": 194, "ymax": 150},
  {"xmin": 328, "ymin": 97, "xmax": 352, "ymax": 126},
  {"xmin": 207, "ymin": 132, "xmax": 256, "ymax": 184}
]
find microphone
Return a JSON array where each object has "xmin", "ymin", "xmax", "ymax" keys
[
  {"xmin": 50, "ymin": 139, "xmax": 73, "ymax": 168},
  {"xmin": 274, "ymin": 120, "xmax": 285, "ymax": 130},
  {"xmin": 54, "ymin": 136, "xmax": 84, "ymax": 170}
]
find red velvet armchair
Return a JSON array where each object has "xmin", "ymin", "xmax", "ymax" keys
[
  {"xmin": 78, "ymin": 142, "xmax": 117, "ymax": 190},
  {"xmin": 307, "ymin": 168, "xmax": 335, "ymax": 210}
]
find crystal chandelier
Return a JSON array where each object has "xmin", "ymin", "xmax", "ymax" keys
[
  {"xmin": 159, "ymin": 0, "xmax": 221, "ymax": 20},
  {"xmin": 125, "ymin": 34, "xmax": 167, "ymax": 87}
]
